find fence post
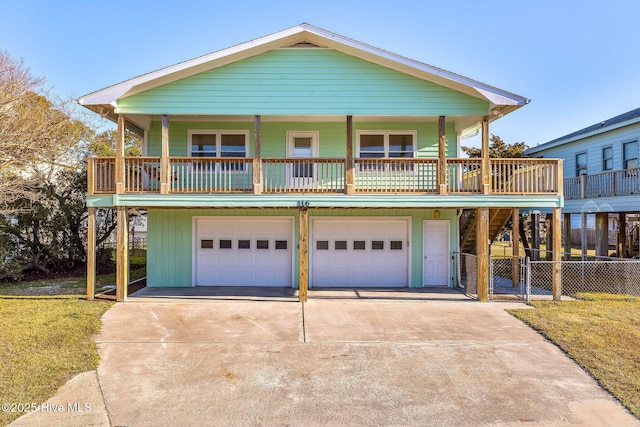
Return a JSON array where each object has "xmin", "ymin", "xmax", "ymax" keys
[{"xmin": 552, "ymin": 207, "xmax": 562, "ymax": 300}]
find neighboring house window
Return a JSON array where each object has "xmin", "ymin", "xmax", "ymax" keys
[
  {"xmin": 189, "ymin": 130, "xmax": 249, "ymax": 171},
  {"xmin": 623, "ymin": 140, "xmax": 638, "ymax": 170},
  {"xmin": 602, "ymin": 146, "xmax": 613, "ymax": 171},
  {"xmin": 575, "ymin": 152, "xmax": 587, "ymax": 176}
]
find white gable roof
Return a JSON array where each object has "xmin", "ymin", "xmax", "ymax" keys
[{"xmin": 79, "ymin": 23, "xmax": 528, "ymax": 130}]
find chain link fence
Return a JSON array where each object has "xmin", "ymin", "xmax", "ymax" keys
[
  {"xmin": 529, "ymin": 259, "xmax": 640, "ymax": 298},
  {"xmin": 455, "ymin": 251, "xmax": 640, "ymax": 301}
]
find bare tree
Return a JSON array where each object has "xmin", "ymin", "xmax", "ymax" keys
[{"xmin": 0, "ymin": 50, "xmax": 89, "ymax": 214}]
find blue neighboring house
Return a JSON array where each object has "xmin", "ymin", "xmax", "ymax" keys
[{"xmin": 525, "ymin": 108, "xmax": 640, "ymax": 258}]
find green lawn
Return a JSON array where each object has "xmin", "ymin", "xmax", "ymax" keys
[
  {"xmin": 0, "ymin": 267, "xmax": 146, "ymax": 296},
  {"xmin": 0, "ymin": 297, "xmax": 114, "ymax": 426},
  {"xmin": 508, "ymin": 294, "xmax": 640, "ymax": 418},
  {"xmin": 0, "ymin": 265, "xmax": 145, "ymax": 425}
]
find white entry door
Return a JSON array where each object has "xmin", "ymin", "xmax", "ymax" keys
[
  {"xmin": 287, "ymin": 131, "xmax": 318, "ymax": 189},
  {"xmin": 422, "ymin": 220, "xmax": 450, "ymax": 286}
]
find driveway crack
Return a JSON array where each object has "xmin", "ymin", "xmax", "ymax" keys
[{"xmin": 302, "ymin": 302, "xmax": 307, "ymax": 343}]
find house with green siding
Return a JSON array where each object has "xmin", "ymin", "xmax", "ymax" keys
[{"xmin": 79, "ymin": 24, "xmax": 564, "ymax": 302}]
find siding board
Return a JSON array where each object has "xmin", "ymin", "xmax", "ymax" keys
[{"xmin": 118, "ymin": 49, "xmax": 488, "ymax": 116}]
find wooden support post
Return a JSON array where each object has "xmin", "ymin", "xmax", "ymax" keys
[
  {"xmin": 298, "ymin": 207, "xmax": 309, "ymax": 302},
  {"xmin": 595, "ymin": 212, "xmax": 609, "ymax": 257},
  {"xmin": 546, "ymin": 216, "xmax": 553, "ymax": 260},
  {"xmin": 87, "ymin": 207, "xmax": 96, "ymax": 300},
  {"xmin": 511, "ymin": 208, "xmax": 520, "ymax": 288},
  {"xmin": 531, "ymin": 213, "xmax": 540, "ymax": 261},
  {"xmin": 481, "ymin": 116, "xmax": 490, "ymax": 195},
  {"xmin": 618, "ymin": 212, "xmax": 627, "ymax": 257},
  {"xmin": 563, "ymin": 213, "xmax": 572, "ymax": 260},
  {"xmin": 87, "ymin": 158, "xmax": 95, "ymax": 196},
  {"xmin": 580, "ymin": 174, "xmax": 587, "ymax": 198},
  {"xmin": 581, "ymin": 213, "xmax": 588, "ymax": 261},
  {"xmin": 552, "ymin": 207, "xmax": 562, "ymax": 300},
  {"xmin": 160, "ymin": 115, "xmax": 170, "ymax": 194},
  {"xmin": 115, "ymin": 115, "xmax": 126, "ymax": 194},
  {"xmin": 345, "ymin": 115, "xmax": 355, "ymax": 194},
  {"xmin": 116, "ymin": 206, "xmax": 129, "ymax": 302},
  {"xmin": 437, "ymin": 116, "xmax": 447, "ymax": 195},
  {"xmin": 476, "ymin": 207, "xmax": 490, "ymax": 302},
  {"xmin": 253, "ymin": 115, "xmax": 262, "ymax": 194}
]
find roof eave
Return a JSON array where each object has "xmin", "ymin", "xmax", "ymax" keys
[
  {"xmin": 526, "ymin": 115, "xmax": 640, "ymax": 155},
  {"xmin": 79, "ymin": 23, "xmax": 527, "ymax": 112}
]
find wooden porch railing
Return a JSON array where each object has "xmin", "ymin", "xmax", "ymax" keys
[
  {"xmin": 490, "ymin": 159, "xmax": 559, "ymax": 194},
  {"xmin": 446, "ymin": 159, "xmax": 482, "ymax": 193},
  {"xmin": 88, "ymin": 156, "xmax": 562, "ymax": 196},
  {"xmin": 565, "ymin": 167, "xmax": 640, "ymax": 199},
  {"xmin": 353, "ymin": 158, "xmax": 439, "ymax": 193},
  {"xmin": 170, "ymin": 157, "xmax": 254, "ymax": 192},
  {"xmin": 89, "ymin": 157, "xmax": 116, "ymax": 194},
  {"xmin": 262, "ymin": 158, "xmax": 345, "ymax": 193}
]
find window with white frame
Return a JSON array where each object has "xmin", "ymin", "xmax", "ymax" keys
[
  {"xmin": 623, "ymin": 140, "xmax": 638, "ymax": 170},
  {"xmin": 357, "ymin": 131, "xmax": 416, "ymax": 170},
  {"xmin": 189, "ymin": 130, "xmax": 249, "ymax": 171},
  {"xmin": 602, "ymin": 146, "xmax": 613, "ymax": 171},
  {"xmin": 575, "ymin": 152, "xmax": 587, "ymax": 176}
]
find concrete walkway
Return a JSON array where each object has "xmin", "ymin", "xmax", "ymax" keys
[{"xmin": 12, "ymin": 288, "xmax": 639, "ymax": 426}]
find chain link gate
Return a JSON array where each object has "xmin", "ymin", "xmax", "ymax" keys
[{"xmin": 489, "ymin": 255, "xmax": 528, "ymax": 301}]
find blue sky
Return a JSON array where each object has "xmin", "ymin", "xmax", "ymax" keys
[{"xmin": 1, "ymin": 0, "xmax": 639, "ymax": 148}]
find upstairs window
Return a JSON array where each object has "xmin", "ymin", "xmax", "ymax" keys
[
  {"xmin": 575, "ymin": 152, "xmax": 587, "ymax": 176},
  {"xmin": 357, "ymin": 131, "xmax": 416, "ymax": 171},
  {"xmin": 602, "ymin": 146, "xmax": 613, "ymax": 171},
  {"xmin": 623, "ymin": 140, "xmax": 638, "ymax": 170},
  {"xmin": 357, "ymin": 131, "xmax": 415, "ymax": 159},
  {"xmin": 189, "ymin": 130, "xmax": 249, "ymax": 171}
]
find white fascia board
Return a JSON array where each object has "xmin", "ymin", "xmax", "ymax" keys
[
  {"xmin": 79, "ymin": 23, "xmax": 527, "ymax": 110},
  {"xmin": 302, "ymin": 26, "xmax": 528, "ymax": 107}
]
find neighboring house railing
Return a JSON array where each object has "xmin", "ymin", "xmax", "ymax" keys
[
  {"xmin": 564, "ymin": 167, "xmax": 640, "ymax": 199},
  {"xmin": 87, "ymin": 157, "xmax": 561, "ymax": 196}
]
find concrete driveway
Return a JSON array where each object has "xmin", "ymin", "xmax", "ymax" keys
[{"xmin": 14, "ymin": 287, "xmax": 639, "ymax": 426}]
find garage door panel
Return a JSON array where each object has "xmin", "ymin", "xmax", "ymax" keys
[
  {"xmin": 311, "ymin": 219, "xmax": 408, "ymax": 288},
  {"xmin": 195, "ymin": 218, "xmax": 292, "ymax": 287}
]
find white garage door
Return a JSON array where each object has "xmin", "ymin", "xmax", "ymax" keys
[
  {"xmin": 311, "ymin": 218, "xmax": 409, "ymax": 287},
  {"xmin": 194, "ymin": 218, "xmax": 293, "ymax": 287}
]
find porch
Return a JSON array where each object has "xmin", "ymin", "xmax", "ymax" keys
[
  {"xmin": 564, "ymin": 167, "xmax": 640, "ymax": 199},
  {"xmin": 89, "ymin": 156, "xmax": 562, "ymax": 196}
]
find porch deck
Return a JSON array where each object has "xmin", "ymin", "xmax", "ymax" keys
[{"xmin": 88, "ymin": 156, "xmax": 561, "ymax": 196}]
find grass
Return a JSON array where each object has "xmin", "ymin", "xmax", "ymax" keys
[
  {"xmin": 491, "ymin": 241, "xmax": 599, "ymax": 258},
  {"xmin": 0, "ymin": 267, "xmax": 146, "ymax": 296},
  {"xmin": 0, "ymin": 263, "xmax": 144, "ymax": 425},
  {"xmin": 0, "ymin": 297, "xmax": 114, "ymax": 426},
  {"xmin": 508, "ymin": 293, "xmax": 640, "ymax": 418}
]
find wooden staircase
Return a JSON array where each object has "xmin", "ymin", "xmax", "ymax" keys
[{"xmin": 460, "ymin": 208, "xmax": 513, "ymax": 254}]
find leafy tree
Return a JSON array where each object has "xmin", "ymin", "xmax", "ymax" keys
[
  {"xmin": 87, "ymin": 128, "xmax": 141, "ymax": 157},
  {"xmin": 461, "ymin": 134, "xmax": 528, "ymax": 158}
]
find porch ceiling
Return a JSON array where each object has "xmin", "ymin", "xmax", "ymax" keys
[{"xmin": 113, "ymin": 113, "xmax": 485, "ymax": 137}]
